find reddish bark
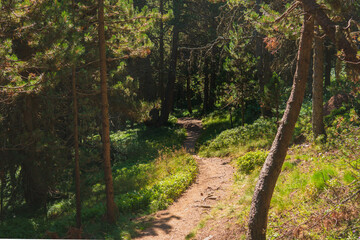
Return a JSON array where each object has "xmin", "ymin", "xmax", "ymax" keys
[
  {"xmin": 300, "ymin": 0, "xmax": 360, "ymax": 74},
  {"xmin": 247, "ymin": 8, "xmax": 314, "ymax": 240},
  {"xmin": 72, "ymin": 66, "xmax": 82, "ymax": 228},
  {"xmin": 98, "ymin": 0, "xmax": 118, "ymax": 223}
]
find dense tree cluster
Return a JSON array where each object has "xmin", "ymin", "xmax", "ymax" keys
[{"xmin": 0, "ymin": 0, "xmax": 359, "ymax": 237}]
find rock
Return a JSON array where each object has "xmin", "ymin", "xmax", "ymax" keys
[{"xmin": 323, "ymin": 93, "xmax": 350, "ymax": 116}]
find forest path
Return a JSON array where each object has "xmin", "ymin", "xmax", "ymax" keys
[{"xmin": 134, "ymin": 118, "xmax": 234, "ymax": 240}]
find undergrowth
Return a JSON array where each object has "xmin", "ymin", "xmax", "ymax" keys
[
  {"xmin": 0, "ymin": 124, "xmax": 198, "ymax": 239},
  {"xmin": 193, "ymin": 107, "xmax": 360, "ymax": 239},
  {"xmin": 199, "ymin": 117, "xmax": 276, "ymax": 157}
]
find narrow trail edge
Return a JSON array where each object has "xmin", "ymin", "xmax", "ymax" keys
[{"xmin": 134, "ymin": 118, "xmax": 234, "ymax": 240}]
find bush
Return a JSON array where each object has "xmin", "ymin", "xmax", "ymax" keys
[
  {"xmin": 311, "ymin": 168, "xmax": 336, "ymax": 190},
  {"xmin": 199, "ymin": 117, "xmax": 276, "ymax": 157},
  {"xmin": 237, "ymin": 151, "xmax": 268, "ymax": 174}
]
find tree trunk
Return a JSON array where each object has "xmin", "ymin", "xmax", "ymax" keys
[
  {"xmin": 241, "ymin": 99, "xmax": 245, "ymax": 126},
  {"xmin": 0, "ymin": 170, "xmax": 4, "ymax": 221},
  {"xmin": 203, "ymin": 59, "xmax": 209, "ymax": 114},
  {"xmin": 186, "ymin": 62, "xmax": 192, "ymax": 114},
  {"xmin": 324, "ymin": 42, "xmax": 332, "ymax": 89},
  {"xmin": 247, "ymin": 9, "xmax": 314, "ymax": 240},
  {"xmin": 98, "ymin": 0, "xmax": 118, "ymax": 224},
  {"xmin": 22, "ymin": 95, "xmax": 48, "ymax": 210},
  {"xmin": 158, "ymin": 0, "xmax": 165, "ymax": 101},
  {"xmin": 209, "ymin": 48, "xmax": 217, "ymax": 111},
  {"xmin": 300, "ymin": 0, "xmax": 360, "ymax": 74},
  {"xmin": 255, "ymin": 1, "xmax": 265, "ymax": 117},
  {"xmin": 312, "ymin": 22, "xmax": 326, "ymax": 140},
  {"xmin": 335, "ymin": 57, "xmax": 341, "ymax": 81},
  {"xmin": 72, "ymin": 66, "xmax": 82, "ymax": 228},
  {"xmin": 159, "ymin": 0, "xmax": 181, "ymax": 124}
]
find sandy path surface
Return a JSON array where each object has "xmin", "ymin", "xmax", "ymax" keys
[{"xmin": 134, "ymin": 118, "xmax": 234, "ymax": 240}]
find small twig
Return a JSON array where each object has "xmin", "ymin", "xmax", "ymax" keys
[
  {"xmin": 194, "ymin": 204, "xmax": 211, "ymax": 208},
  {"xmin": 344, "ymin": 18, "xmax": 353, "ymax": 30},
  {"xmin": 274, "ymin": 1, "xmax": 300, "ymax": 23}
]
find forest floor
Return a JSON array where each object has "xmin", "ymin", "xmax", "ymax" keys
[{"xmin": 134, "ymin": 118, "xmax": 234, "ymax": 240}]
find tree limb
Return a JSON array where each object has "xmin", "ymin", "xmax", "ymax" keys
[{"xmin": 299, "ymin": 0, "xmax": 360, "ymax": 74}]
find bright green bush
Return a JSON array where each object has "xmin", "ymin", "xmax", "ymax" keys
[
  {"xmin": 112, "ymin": 154, "xmax": 197, "ymax": 214},
  {"xmin": 113, "ymin": 164, "xmax": 154, "ymax": 194},
  {"xmin": 237, "ymin": 151, "xmax": 268, "ymax": 174},
  {"xmin": 199, "ymin": 117, "xmax": 276, "ymax": 157},
  {"xmin": 311, "ymin": 168, "xmax": 336, "ymax": 190}
]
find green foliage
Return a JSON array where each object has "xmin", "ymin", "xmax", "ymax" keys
[
  {"xmin": 196, "ymin": 111, "xmax": 233, "ymax": 148},
  {"xmin": 311, "ymin": 168, "xmax": 336, "ymax": 190},
  {"xmin": 237, "ymin": 151, "xmax": 268, "ymax": 174},
  {"xmin": 113, "ymin": 164, "xmax": 153, "ymax": 194},
  {"xmin": 293, "ymin": 102, "xmax": 313, "ymax": 142},
  {"xmin": 149, "ymin": 158, "xmax": 197, "ymax": 211},
  {"xmin": 281, "ymin": 159, "xmax": 296, "ymax": 172},
  {"xmin": 0, "ymin": 217, "xmax": 47, "ymax": 239},
  {"xmin": 109, "ymin": 152, "xmax": 198, "ymax": 214},
  {"xmin": 96, "ymin": 124, "xmax": 186, "ymax": 164},
  {"xmin": 47, "ymin": 199, "xmax": 73, "ymax": 219},
  {"xmin": 207, "ymin": 105, "xmax": 360, "ymax": 239},
  {"xmin": 0, "ymin": 124, "xmax": 193, "ymax": 238},
  {"xmin": 199, "ymin": 117, "xmax": 276, "ymax": 157}
]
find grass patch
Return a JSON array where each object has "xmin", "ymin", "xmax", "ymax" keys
[
  {"xmin": 191, "ymin": 108, "xmax": 360, "ymax": 239},
  {"xmin": 198, "ymin": 117, "xmax": 276, "ymax": 157},
  {"xmin": 237, "ymin": 150, "xmax": 268, "ymax": 174},
  {"xmin": 0, "ymin": 124, "xmax": 197, "ymax": 239}
]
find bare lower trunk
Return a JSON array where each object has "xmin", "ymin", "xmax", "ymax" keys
[
  {"xmin": 23, "ymin": 95, "xmax": 47, "ymax": 210},
  {"xmin": 159, "ymin": 0, "xmax": 165, "ymax": 101},
  {"xmin": 335, "ymin": 57, "xmax": 341, "ymax": 82},
  {"xmin": 247, "ymin": 9, "xmax": 314, "ymax": 240},
  {"xmin": 209, "ymin": 48, "xmax": 217, "ymax": 110},
  {"xmin": 98, "ymin": 0, "xmax": 118, "ymax": 223},
  {"xmin": 72, "ymin": 66, "xmax": 82, "ymax": 228},
  {"xmin": 203, "ymin": 60, "xmax": 209, "ymax": 114},
  {"xmin": 312, "ymin": 23, "xmax": 326, "ymax": 140},
  {"xmin": 241, "ymin": 98, "xmax": 245, "ymax": 126},
  {"xmin": 186, "ymin": 66, "xmax": 192, "ymax": 114},
  {"xmin": 0, "ymin": 171, "xmax": 4, "ymax": 221},
  {"xmin": 159, "ymin": 0, "xmax": 181, "ymax": 125},
  {"xmin": 324, "ymin": 43, "xmax": 332, "ymax": 89}
]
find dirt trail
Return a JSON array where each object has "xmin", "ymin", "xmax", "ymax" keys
[{"xmin": 134, "ymin": 118, "xmax": 234, "ymax": 240}]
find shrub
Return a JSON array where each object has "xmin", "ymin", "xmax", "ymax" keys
[
  {"xmin": 199, "ymin": 117, "xmax": 276, "ymax": 157},
  {"xmin": 311, "ymin": 168, "xmax": 336, "ymax": 190},
  {"xmin": 237, "ymin": 151, "xmax": 268, "ymax": 174}
]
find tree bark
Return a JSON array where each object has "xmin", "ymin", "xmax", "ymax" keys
[
  {"xmin": 324, "ymin": 42, "xmax": 332, "ymax": 89},
  {"xmin": 159, "ymin": 0, "xmax": 181, "ymax": 125},
  {"xmin": 255, "ymin": 0, "xmax": 265, "ymax": 117},
  {"xmin": 98, "ymin": 0, "xmax": 118, "ymax": 224},
  {"xmin": 203, "ymin": 58, "xmax": 210, "ymax": 114},
  {"xmin": 255, "ymin": 0, "xmax": 271, "ymax": 117},
  {"xmin": 247, "ymin": 9, "xmax": 314, "ymax": 240},
  {"xmin": 186, "ymin": 61, "xmax": 192, "ymax": 114},
  {"xmin": 209, "ymin": 48, "xmax": 217, "ymax": 111},
  {"xmin": 22, "ymin": 95, "xmax": 47, "ymax": 210},
  {"xmin": 300, "ymin": 0, "xmax": 360, "ymax": 75},
  {"xmin": 335, "ymin": 57, "xmax": 342, "ymax": 81},
  {"xmin": 72, "ymin": 66, "xmax": 82, "ymax": 228},
  {"xmin": 0, "ymin": 170, "xmax": 4, "ymax": 221},
  {"xmin": 158, "ymin": 0, "xmax": 165, "ymax": 101},
  {"xmin": 312, "ymin": 22, "xmax": 326, "ymax": 140}
]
